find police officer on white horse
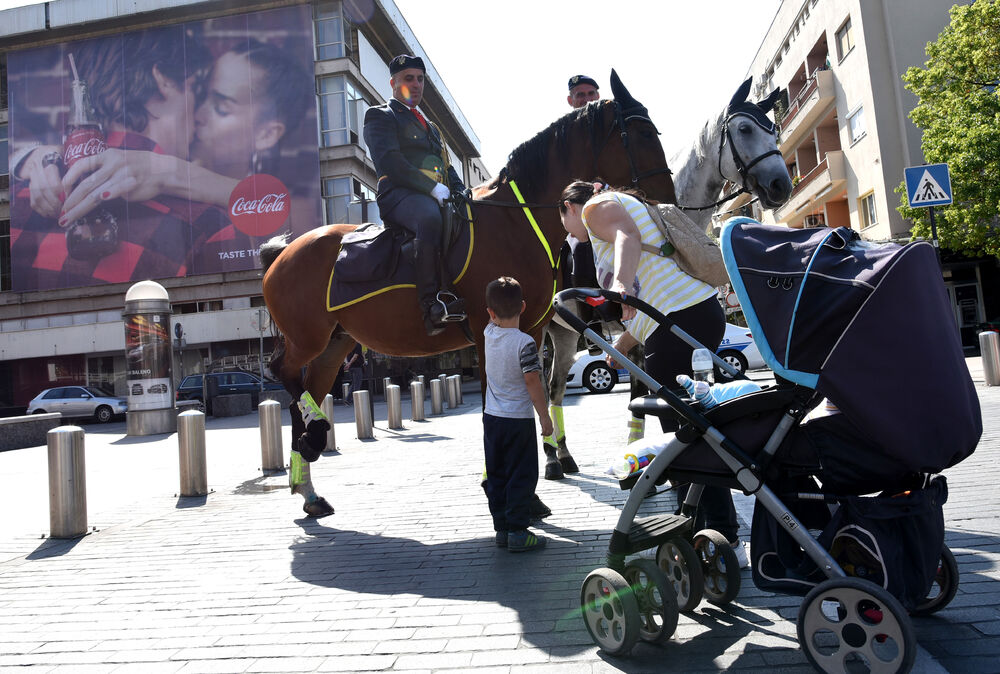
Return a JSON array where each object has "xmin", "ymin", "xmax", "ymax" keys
[{"xmin": 363, "ymin": 54, "xmax": 468, "ymax": 336}]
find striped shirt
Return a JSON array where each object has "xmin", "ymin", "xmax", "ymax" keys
[{"xmin": 583, "ymin": 191, "xmax": 717, "ymax": 343}]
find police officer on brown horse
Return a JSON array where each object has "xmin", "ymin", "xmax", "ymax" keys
[{"xmin": 363, "ymin": 54, "xmax": 468, "ymax": 336}]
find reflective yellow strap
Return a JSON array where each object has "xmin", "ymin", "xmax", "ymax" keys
[
  {"xmin": 509, "ymin": 180, "xmax": 555, "ymax": 269},
  {"xmin": 509, "ymin": 179, "xmax": 559, "ymax": 330}
]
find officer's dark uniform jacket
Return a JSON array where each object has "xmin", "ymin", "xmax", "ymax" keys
[{"xmin": 363, "ymin": 98, "xmax": 465, "ymax": 219}]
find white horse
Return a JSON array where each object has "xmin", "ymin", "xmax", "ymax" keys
[{"xmin": 541, "ymin": 78, "xmax": 793, "ymax": 480}]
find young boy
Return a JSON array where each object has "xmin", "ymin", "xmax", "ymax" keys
[{"xmin": 483, "ymin": 277, "xmax": 554, "ymax": 552}]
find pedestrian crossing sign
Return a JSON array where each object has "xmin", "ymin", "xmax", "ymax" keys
[{"xmin": 904, "ymin": 163, "xmax": 952, "ymax": 208}]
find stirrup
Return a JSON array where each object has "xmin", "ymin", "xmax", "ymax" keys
[{"xmin": 435, "ymin": 291, "xmax": 466, "ymax": 323}]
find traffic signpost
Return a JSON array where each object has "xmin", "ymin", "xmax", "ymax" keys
[{"xmin": 904, "ymin": 163, "xmax": 952, "ymax": 260}]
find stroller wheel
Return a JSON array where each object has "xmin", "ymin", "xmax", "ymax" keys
[
  {"xmin": 580, "ymin": 567, "xmax": 641, "ymax": 656},
  {"xmin": 656, "ymin": 537, "xmax": 704, "ymax": 612},
  {"xmin": 624, "ymin": 558, "xmax": 679, "ymax": 644},
  {"xmin": 911, "ymin": 545, "xmax": 959, "ymax": 616},
  {"xmin": 693, "ymin": 529, "xmax": 742, "ymax": 606},
  {"xmin": 797, "ymin": 577, "xmax": 916, "ymax": 674}
]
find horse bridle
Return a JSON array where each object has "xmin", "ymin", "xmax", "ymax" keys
[
  {"xmin": 718, "ymin": 111, "xmax": 782, "ymax": 198},
  {"xmin": 597, "ymin": 100, "xmax": 674, "ymax": 192}
]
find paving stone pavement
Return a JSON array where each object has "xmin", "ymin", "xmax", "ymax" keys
[{"xmin": 0, "ymin": 359, "xmax": 997, "ymax": 673}]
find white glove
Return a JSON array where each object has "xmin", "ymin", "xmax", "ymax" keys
[{"xmin": 430, "ymin": 183, "xmax": 450, "ymax": 206}]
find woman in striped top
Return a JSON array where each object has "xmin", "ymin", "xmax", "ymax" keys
[{"xmin": 558, "ymin": 180, "xmax": 741, "ymax": 554}]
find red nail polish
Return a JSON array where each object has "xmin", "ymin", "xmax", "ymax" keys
[
  {"xmin": 102, "ymin": 191, "xmax": 111, "ymax": 199},
  {"xmin": 59, "ymin": 192, "xmax": 66, "ymax": 202},
  {"xmin": 58, "ymin": 217, "xmax": 66, "ymax": 226}
]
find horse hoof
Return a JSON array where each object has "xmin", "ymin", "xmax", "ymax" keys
[
  {"xmin": 559, "ymin": 456, "xmax": 580, "ymax": 474},
  {"xmin": 530, "ymin": 494, "xmax": 552, "ymax": 519},
  {"xmin": 544, "ymin": 461, "xmax": 564, "ymax": 480},
  {"xmin": 296, "ymin": 436, "xmax": 323, "ymax": 463},
  {"xmin": 304, "ymin": 497, "xmax": 335, "ymax": 518}
]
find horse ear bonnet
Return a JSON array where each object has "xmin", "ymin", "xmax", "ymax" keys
[
  {"xmin": 727, "ymin": 77, "xmax": 777, "ymax": 134},
  {"xmin": 609, "ymin": 69, "xmax": 648, "ymax": 117}
]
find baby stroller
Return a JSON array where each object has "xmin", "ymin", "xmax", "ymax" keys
[{"xmin": 553, "ymin": 218, "xmax": 981, "ymax": 673}]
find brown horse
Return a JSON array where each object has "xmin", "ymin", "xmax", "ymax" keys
[{"xmin": 261, "ymin": 71, "xmax": 677, "ymax": 517}]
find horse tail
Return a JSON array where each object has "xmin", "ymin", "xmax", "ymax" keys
[{"xmin": 260, "ymin": 233, "xmax": 290, "ymax": 273}]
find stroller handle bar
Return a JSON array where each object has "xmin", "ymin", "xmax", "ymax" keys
[{"xmin": 552, "ymin": 288, "xmax": 742, "ymax": 380}]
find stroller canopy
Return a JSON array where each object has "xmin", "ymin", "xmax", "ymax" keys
[{"xmin": 720, "ymin": 218, "xmax": 980, "ymax": 474}]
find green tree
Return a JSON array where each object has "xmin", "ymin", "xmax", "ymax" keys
[{"xmin": 896, "ymin": 0, "xmax": 1000, "ymax": 258}]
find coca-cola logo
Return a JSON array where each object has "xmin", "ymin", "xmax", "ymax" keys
[
  {"xmin": 228, "ymin": 174, "xmax": 291, "ymax": 236},
  {"xmin": 63, "ymin": 132, "xmax": 107, "ymax": 168}
]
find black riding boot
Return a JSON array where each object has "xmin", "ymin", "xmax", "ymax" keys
[{"xmin": 413, "ymin": 239, "xmax": 466, "ymax": 337}]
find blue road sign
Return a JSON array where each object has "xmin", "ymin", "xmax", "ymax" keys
[{"xmin": 905, "ymin": 163, "xmax": 952, "ymax": 208}]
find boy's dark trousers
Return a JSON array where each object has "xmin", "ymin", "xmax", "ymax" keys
[{"xmin": 483, "ymin": 414, "xmax": 538, "ymax": 532}]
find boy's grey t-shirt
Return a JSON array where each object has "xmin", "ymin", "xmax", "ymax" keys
[{"xmin": 484, "ymin": 322, "xmax": 541, "ymax": 419}]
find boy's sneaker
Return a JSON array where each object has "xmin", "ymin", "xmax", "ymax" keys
[
  {"xmin": 729, "ymin": 538, "xmax": 750, "ymax": 569},
  {"xmin": 508, "ymin": 529, "xmax": 546, "ymax": 553},
  {"xmin": 495, "ymin": 531, "xmax": 508, "ymax": 548}
]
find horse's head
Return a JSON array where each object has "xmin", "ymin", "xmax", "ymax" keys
[
  {"xmin": 718, "ymin": 78, "xmax": 793, "ymax": 209},
  {"xmin": 593, "ymin": 70, "xmax": 676, "ymax": 203},
  {"xmin": 503, "ymin": 70, "xmax": 675, "ymax": 204}
]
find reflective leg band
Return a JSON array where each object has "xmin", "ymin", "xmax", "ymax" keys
[
  {"xmin": 627, "ymin": 416, "xmax": 645, "ymax": 444},
  {"xmin": 542, "ymin": 435, "xmax": 559, "ymax": 449},
  {"xmin": 289, "ymin": 450, "xmax": 318, "ymax": 499},
  {"xmin": 298, "ymin": 391, "xmax": 328, "ymax": 425},
  {"xmin": 550, "ymin": 405, "xmax": 565, "ymax": 440}
]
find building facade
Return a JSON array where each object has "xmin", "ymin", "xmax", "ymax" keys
[
  {"xmin": 0, "ymin": 0, "xmax": 489, "ymax": 412},
  {"xmin": 731, "ymin": 0, "xmax": 997, "ymax": 349}
]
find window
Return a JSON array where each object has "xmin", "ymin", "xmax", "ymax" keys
[
  {"xmin": 318, "ymin": 75, "xmax": 366, "ymax": 146},
  {"xmin": 314, "ymin": 1, "xmax": 350, "ymax": 61},
  {"xmin": 323, "ymin": 177, "xmax": 376, "ymax": 224},
  {"xmin": 860, "ymin": 192, "xmax": 877, "ymax": 228},
  {"xmin": 836, "ymin": 18, "xmax": 854, "ymax": 61},
  {"xmin": 847, "ymin": 106, "xmax": 866, "ymax": 144}
]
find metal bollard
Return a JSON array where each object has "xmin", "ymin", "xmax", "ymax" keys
[
  {"xmin": 47, "ymin": 426, "xmax": 87, "ymax": 539},
  {"xmin": 321, "ymin": 394, "xmax": 337, "ymax": 450},
  {"xmin": 342, "ymin": 382, "xmax": 351, "ymax": 402},
  {"xmin": 383, "ymin": 377, "xmax": 393, "ymax": 399},
  {"xmin": 410, "ymin": 381, "xmax": 426, "ymax": 421},
  {"xmin": 353, "ymin": 389, "xmax": 373, "ymax": 439},
  {"xmin": 259, "ymin": 399, "xmax": 283, "ymax": 473},
  {"xmin": 417, "ymin": 374, "xmax": 426, "ymax": 391},
  {"xmin": 446, "ymin": 375, "xmax": 459, "ymax": 409},
  {"xmin": 430, "ymin": 378, "xmax": 444, "ymax": 415},
  {"xmin": 456, "ymin": 376, "xmax": 464, "ymax": 405},
  {"xmin": 981, "ymin": 330, "xmax": 1000, "ymax": 386},
  {"xmin": 386, "ymin": 384, "xmax": 403, "ymax": 429},
  {"xmin": 178, "ymin": 410, "xmax": 207, "ymax": 496}
]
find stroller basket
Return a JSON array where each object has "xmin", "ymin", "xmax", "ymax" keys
[{"xmin": 752, "ymin": 475, "xmax": 948, "ymax": 612}]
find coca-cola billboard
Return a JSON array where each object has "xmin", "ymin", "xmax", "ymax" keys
[{"xmin": 6, "ymin": 6, "xmax": 321, "ymax": 292}]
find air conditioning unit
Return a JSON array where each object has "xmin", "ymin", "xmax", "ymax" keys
[{"xmin": 804, "ymin": 214, "xmax": 826, "ymax": 228}]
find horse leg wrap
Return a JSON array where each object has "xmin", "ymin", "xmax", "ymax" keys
[
  {"xmin": 548, "ymin": 405, "xmax": 578, "ymax": 473},
  {"xmin": 296, "ymin": 392, "xmax": 330, "ymax": 462},
  {"xmin": 542, "ymin": 443, "xmax": 564, "ymax": 481},
  {"xmin": 290, "ymin": 450, "xmax": 335, "ymax": 518},
  {"xmin": 627, "ymin": 416, "xmax": 646, "ymax": 445}
]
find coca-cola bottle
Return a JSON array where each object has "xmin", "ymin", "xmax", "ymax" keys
[{"xmin": 63, "ymin": 54, "xmax": 118, "ymax": 260}]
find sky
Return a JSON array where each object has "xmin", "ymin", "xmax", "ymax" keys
[
  {"xmin": 0, "ymin": 0, "xmax": 783, "ymax": 176},
  {"xmin": 393, "ymin": 0, "xmax": 783, "ymax": 175}
]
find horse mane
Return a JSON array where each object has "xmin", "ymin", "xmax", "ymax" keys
[{"xmin": 501, "ymin": 100, "xmax": 610, "ymax": 196}]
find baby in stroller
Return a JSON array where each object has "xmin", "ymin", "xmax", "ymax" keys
[{"xmin": 555, "ymin": 219, "xmax": 982, "ymax": 673}]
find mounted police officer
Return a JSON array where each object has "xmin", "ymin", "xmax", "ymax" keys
[{"xmin": 363, "ymin": 54, "xmax": 467, "ymax": 337}]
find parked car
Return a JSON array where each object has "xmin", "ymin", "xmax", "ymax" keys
[
  {"xmin": 27, "ymin": 386, "xmax": 127, "ymax": 423},
  {"xmin": 566, "ymin": 350, "xmax": 630, "ymax": 394},
  {"xmin": 715, "ymin": 323, "xmax": 766, "ymax": 380},
  {"xmin": 176, "ymin": 371, "xmax": 285, "ymax": 413}
]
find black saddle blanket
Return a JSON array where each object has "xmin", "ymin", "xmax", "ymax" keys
[{"xmin": 326, "ymin": 223, "xmax": 473, "ymax": 311}]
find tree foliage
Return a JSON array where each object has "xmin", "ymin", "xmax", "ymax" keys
[{"xmin": 897, "ymin": 0, "xmax": 1000, "ymax": 258}]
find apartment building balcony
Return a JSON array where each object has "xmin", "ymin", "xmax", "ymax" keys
[
  {"xmin": 774, "ymin": 151, "xmax": 845, "ymax": 227},
  {"xmin": 778, "ymin": 68, "xmax": 835, "ymax": 151}
]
